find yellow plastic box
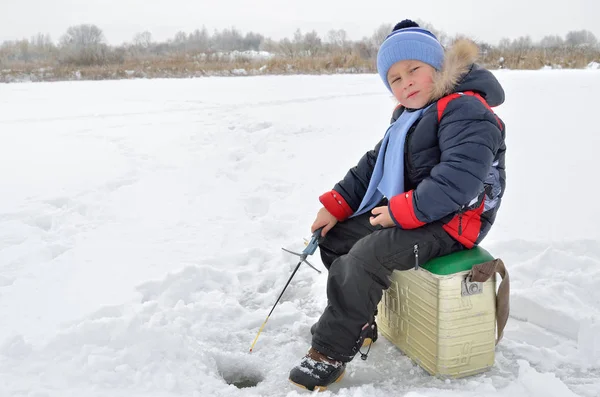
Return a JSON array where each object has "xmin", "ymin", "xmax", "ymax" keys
[{"xmin": 377, "ymin": 247, "xmax": 497, "ymax": 378}]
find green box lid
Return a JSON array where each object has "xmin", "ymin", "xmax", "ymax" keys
[{"xmin": 421, "ymin": 246, "xmax": 495, "ymax": 275}]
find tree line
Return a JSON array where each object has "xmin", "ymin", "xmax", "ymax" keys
[{"xmin": 1, "ymin": 22, "xmax": 598, "ymax": 82}]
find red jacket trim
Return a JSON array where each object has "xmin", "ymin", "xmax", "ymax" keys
[
  {"xmin": 389, "ymin": 190, "xmax": 426, "ymax": 229},
  {"xmin": 319, "ymin": 190, "xmax": 353, "ymax": 221},
  {"xmin": 442, "ymin": 197, "xmax": 486, "ymax": 249},
  {"xmin": 437, "ymin": 91, "xmax": 502, "ymax": 129}
]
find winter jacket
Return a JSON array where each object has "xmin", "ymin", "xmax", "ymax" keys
[{"xmin": 319, "ymin": 40, "xmax": 506, "ymax": 248}]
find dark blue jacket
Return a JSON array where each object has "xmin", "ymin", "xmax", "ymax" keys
[{"xmin": 319, "ymin": 58, "xmax": 506, "ymax": 248}]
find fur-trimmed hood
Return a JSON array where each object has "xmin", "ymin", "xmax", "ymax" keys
[{"xmin": 430, "ymin": 39, "xmax": 505, "ymax": 107}]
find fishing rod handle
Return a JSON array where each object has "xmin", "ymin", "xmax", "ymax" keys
[{"xmin": 302, "ymin": 227, "xmax": 324, "ymax": 256}]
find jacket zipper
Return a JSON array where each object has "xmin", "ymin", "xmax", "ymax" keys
[
  {"xmin": 404, "ymin": 126, "xmax": 417, "ymax": 181},
  {"xmin": 413, "ymin": 244, "xmax": 419, "ymax": 270},
  {"xmin": 457, "ymin": 205, "xmax": 466, "ymax": 236}
]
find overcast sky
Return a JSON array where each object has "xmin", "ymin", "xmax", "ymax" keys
[{"xmin": 2, "ymin": 0, "xmax": 599, "ymax": 45}]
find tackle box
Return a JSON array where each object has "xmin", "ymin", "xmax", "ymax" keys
[{"xmin": 377, "ymin": 247, "xmax": 497, "ymax": 378}]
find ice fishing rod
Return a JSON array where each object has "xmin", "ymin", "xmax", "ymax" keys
[{"xmin": 249, "ymin": 227, "xmax": 323, "ymax": 352}]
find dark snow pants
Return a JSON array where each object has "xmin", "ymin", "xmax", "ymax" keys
[{"xmin": 311, "ymin": 205, "xmax": 463, "ymax": 362}]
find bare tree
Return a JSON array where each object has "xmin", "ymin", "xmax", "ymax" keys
[
  {"xmin": 327, "ymin": 29, "xmax": 348, "ymax": 48},
  {"xmin": 415, "ymin": 20, "xmax": 449, "ymax": 46},
  {"xmin": 498, "ymin": 38, "xmax": 511, "ymax": 50},
  {"xmin": 359, "ymin": 24, "xmax": 394, "ymax": 59},
  {"xmin": 173, "ymin": 31, "xmax": 188, "ymax": 43},
  {"xmin": 566, "ymin": 30, "xmax": 597, "ymax": 47},
  {"xmin": 354, "ymin": 39, "xmax": 374, "ymax": 59},
  {"xmin": 133, "ymin": 31, "xmax": 153, "ymax": 49},
  {"xmin": 260, "ymin": 38, "xmax": 278, "ymax": 53},
  {"xmin": 371, "ymin": 24, "xmax": 392, "ymax": 48},
  {"xmin": 170, "ymin": 31, "xmax": 189, "ymax": 53},
  {"xmin": 31, "ymin": 33, "xmax": 53, "ymax": 50},
  {"xmin": 18, "ymin": 40, "xmax": 31, "ymax": 62},
  {"xmin": 289, "ymin": 29, "xmax": 322, "ymax": 57},
  {"xmin": 293, "ymin": 28, "xmax": 304, "ymax": 49},
  {"xmin": 59, "ymin": 24, "xmax": 107, "ymax": 65},
  {"xmin": 214, "ymin": 28, "xmax": 244, "ymax": 51},
  {"xmin": 244, "ymin": 32, "xmax": 264, "ymax": 51},
  {"xmin": 189, "ymin": 27, "xmax": 211, "ymax": 52},
  {"xmin": 511, "ymin": 36, "xmax": 533, "ymax": 51},
  {"xmin": 279, "ymin": 37, "xmax": 297, "ymax": 58},
  {"xmin": 507, "ymin": 36, "xmax": 533, "ymax": 67},
  {"xmin": 60, "ymin": 24, "xmax": 105, "ymax": 48},
  {"xmin": 540, "ymin": 35, "xmax": 564, "ymax": 48},
  {"xmin": 302, "ymin": 30, "xmax": 322, "ymax": 57},
  {"xmin": 26, "ymin": 33, "xmax": 56, "ymax": 62}
]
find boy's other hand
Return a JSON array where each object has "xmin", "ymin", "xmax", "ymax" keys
[
  {"xmin": 311, "ymin": 207, "xmax": 338, "ymax": 237},
  {"xmin": 370, "ymin": 206, "xmax": 395, "ymax": 228}
]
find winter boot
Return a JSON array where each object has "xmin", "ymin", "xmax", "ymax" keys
[
  {"xmin": 310, "ymin": 320, "xmax": 378, "ymax": 347},
  {"xmin": 288, "ymin": 347, "xmax": 346, "ymax": 391}
]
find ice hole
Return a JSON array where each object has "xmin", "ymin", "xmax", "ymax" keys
[{"xmin": 221, "ymin": 370, "xmax": 263, "ymax": 388}]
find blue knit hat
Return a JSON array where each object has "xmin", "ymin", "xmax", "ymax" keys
[{"xmin": 377, "ymin": 20, "xmax": 444, "ymax": 92}]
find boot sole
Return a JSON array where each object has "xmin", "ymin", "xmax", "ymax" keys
[{"xmin": 288, "ymin": 369, "xmax": 345, "ymax": 392}]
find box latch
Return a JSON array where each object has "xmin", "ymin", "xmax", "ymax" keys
[{"xmin": 461, "ymin": 274, "xmax": 483, "ymax": 296}]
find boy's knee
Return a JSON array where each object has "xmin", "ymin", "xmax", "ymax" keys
[
  {"xmin": 319, "ymin": 244, "xmax": 337, "ymax": 270},
  {"xmin": 318, "ymin": 231, "xmax": 342, "ymax": 270}
]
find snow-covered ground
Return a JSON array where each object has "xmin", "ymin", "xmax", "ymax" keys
[{"xmin": 1, "ymin": 70, "xmax": 599, "ymax": 396}]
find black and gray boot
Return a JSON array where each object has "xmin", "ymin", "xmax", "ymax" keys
[{"xmin": 288, "ymin": 348, "xmax": 346, "ymax": 391}]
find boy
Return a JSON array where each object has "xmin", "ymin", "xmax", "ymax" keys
[{"xmin": 289, "ymin": 20, "xmax": 506, "ymax": 391}]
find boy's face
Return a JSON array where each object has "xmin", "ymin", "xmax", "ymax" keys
[{"xmin": 387, "ymin": 60, "xmax": 436, "ymax": 109}]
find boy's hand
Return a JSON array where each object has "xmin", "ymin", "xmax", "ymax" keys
[
  {"xmin": 311, "ymin": 207, "xmax": 338, "ymax": 237},
  {"xmin": 370, "ymin": 206, "xmax": 395, "ymax": 228}
]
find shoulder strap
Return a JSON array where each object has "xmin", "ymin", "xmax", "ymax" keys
[
  {"xmin": 470, "ymin": 258, "xmax": 510, "ymax": 345},
  {"xmin": 437, "ymin": 91, "xmax": 502, "ymax": 128}
]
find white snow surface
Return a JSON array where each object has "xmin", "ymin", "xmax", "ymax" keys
[{"xmin": 1, "ymin": 70, "xmax": 600, "ymax": 396}]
